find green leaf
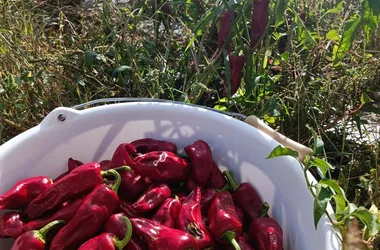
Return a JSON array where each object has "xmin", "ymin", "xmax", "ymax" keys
[
  {"xmin": 291, "ymin": 9, "xmax": 317, "ymax": 48},
  {"xmin": 351, "ymin": 207, "xmax": 380, "ymax": 238},
  {"xmin": 326, "ymin": 30, "xmax": 340, "ymax": 42},
  {"xmin": 333, "ymin": 14, "xmax": 361, "ymax": 65},
  {"xmin": 266, "ymin": 145, "xmax": 298, "ymax": 159},
  {"xmin": 361, "ymin": 0, "xmax": 378, "ymax": 43},
  {"xmin": 306, "ymin": 125, "xmax": 324, "ymax": 154},
  {"xmin": 274, "ymin": 0, "xmax": 288, "ymax": 26},
  {"xmin": 369, "ymin": 0, "xmax": 380, "ymax": 16},
  {"xmin": 309, "ymin": 158, "xmax": 332, "ymax": 177},
  {"xmin": 319, "ymin": 178, "xmax": 344, "ymax": 197},
  {"xmin": 332, "ymin": 194, "xmax": 346, "ymax": 214},
  {"xmin": 84, "ymin": 50, "xmax": 97, "ymax": 69},
  {"xmin": 314, "ymin": 184, "xmax": 333, "ymax": 229},
  {"xmin": 360, "ymin": 92, "xmax": 374, "ymax": 106},
  {"xmin": 224, "ymin": 49, "xmax": 231, "ymax": 97}
]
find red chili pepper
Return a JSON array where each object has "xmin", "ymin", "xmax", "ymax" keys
[
  {"xmin": 224, "ymin": 171, "xmax": 263, "ymax": 222},
  {"xmin": 133, "ymin": 151, "xmax": 189, "ymax": 182},
  {"xmin": 24, "ymin": 197, "xmax": 84, "ymax": 231},
  {"xmin": 53, "ymin": 158, "xmax": 84, "ymax": 182},
  {"xmin": 218, "ymin": 10, "xmax": 238, "ymax": 50},
  {"xmin": 152, "ymin": 197, "xmax": 182, "ymax": 228},
  {"xmin": 125, "ymin": 236, "xmax": 147, "ymax": 250},
  {"xmin": 226, "ymin": 236, "xmax": 255, "ymax": 250},
  {"xmin": 117, "ymin": 199, "xmax": 145, "ymax": 218},
  {"xmin": 0, "ymin": 212, "xmax": 24, "ymax": 239},
  {"xmin": 78, "ymin": 215, "xmax": 132, "ymax": 250},
  {"xmin": 131, "ymin": 138, "xmax": 177, "ymax": 154},
  {"xmin": 208, "ymin": 191, "xmax": 242, "ymax": 249},
  {"xmin": 100, "ymin": 160, "xmax": 112, "ymax": 171},
  {"xmin": 248, "ymin": 217, "xmax": 283, "ymax": 250},
  {"xmin": 235, "ymin": 206, "xmax": 245, "ymax": 225},
  {"xmin": 250, "ymin": 0, "xmax": 270, "ymax": 49},
  {"xmin": 0, "ymin": 176, "xmax": 52, "ymax": 210},
  {"xmin": 207, "ymin": 161, "xmax": 227, "ymax": 189},
  {"xmin": 177, "ymin": 187, "xmax": 214, "ymax": 249},
  {"xmin": 223, "ymin": 53, "xmax": 245, "ymax": 96},
  {"xmin": 119, "ymin": 170, "xmax": 148, "ymax": 202},
  {"xmin": 130, "ymin": 217, "xmax": 198, "ymax": 249},
  {"xmin": 11, "ymin": 220, "xmax": 65, "ymax": 250},
  {"xmin": 200, "ymin": 188, "xmax": 218, "ymax": 215},
  {"xmin": 111, "ymin": 143, "xmax": 137, "ymax": 168},
  {"xmin": 132, "ymin": 182, "xmax": 171, "ymax": 213},
  {"xmin": 184, "ymin": 140, "xmax": 213, "ymax": 188},
  {"xmin": 49, "ymin": 169, "xmax": 122, "ymax": 250},
  {"xmin": 25, "ymin": 163, "xmax": 129, "ymax": 220}
]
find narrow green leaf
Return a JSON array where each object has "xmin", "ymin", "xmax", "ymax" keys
[
  {"xmin": 274, "ymin": 0, "xmax": 288, "ymax": 26},
  {"xmin": 224, "ymin": 49, "xmax": 231, "ymax": 97},
  {"xmin": 291, "ymin": 9, "xmax": 317, "ymax": 48},
  {"xmin": 314, "ymin": 184, "xmax": 333, "ymax": 229},
  {"xmin": 332, "ymin": 194, "xmax": 346, "ymax": 214},
  {"xmin": 266, "ymin": 145, "xmax": 299, "ymax": 159},
  {"xmin": 326, "ymin": 30, "xmax": 340, "ymax": 42},
  {"xmin": 319, "ymin": 179, "xmax": 344, "ymax": 197},
  {"xmin": 361, "ymin": 0, "xmax": 377, "ymax": 43},
  {"xmin": 333, "ymin": 15, "xmax": 361, "ymax": 65},
  {"xmin": 351, "ymin": 207, "xmax": 380, "ymax": 238},
  {"xmin": 360, "ymin": 92, "xmax": 374, "ymax": 106},
  {"xmin": 369, "ymin": 0, "xmax": 380, "ymax": 16},
  {"xmin": 307, "ymin": 125, "xmax": 324, "ymax": 154},
  {"xmin": 309, "ymin": 158, "xmax": 332, "ymax": 177}
]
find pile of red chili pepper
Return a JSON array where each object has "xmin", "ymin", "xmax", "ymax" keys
[{"xmin": 0, "ymin": 138, "xmax": 283, "ymax": 250}]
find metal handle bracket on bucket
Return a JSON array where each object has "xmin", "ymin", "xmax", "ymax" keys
[{"xmin": 72, "ymin": 98, "xmax": 313, "ymax": 161}]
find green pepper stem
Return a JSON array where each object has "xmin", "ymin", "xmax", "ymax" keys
[
  {"xmin": 223, "ymin": 230, "xmax": 241, "ymax": 250},
  {"xmin": 112, "ymin": 166, "xmax": 131, "ymax": 172},
  {"xmin": 223, "ymin": 170, "xmax": 238, "ymax": 192},
  {"xmin": 102, "ymin": 169, "xmax": 121, "ymax": 192},
  {"xmin": 114, "ymin": 216, "xmax": 132, "ymax": 250},
  {"xmin": 36, "ymin": 220, "xmax": 66, "ymax": 243},
  {"xmin": 260, "ymin": 201, "xmax": 270, "ymax": 218},
  {"xmin": 217, "ymin": 182, "xmax": 230, "ymax": 192}
]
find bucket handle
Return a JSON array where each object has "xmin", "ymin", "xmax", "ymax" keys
[
  {"xmin": 72, "ymin": 98, "xmax": 312, "ymax": 161},
  {"xmin": 245, "ymin": 115, "xmax": 313, "ymax": 161}
]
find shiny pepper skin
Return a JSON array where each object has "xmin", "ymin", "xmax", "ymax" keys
[
  {"xmin": 131, "ymin": 138, "xmax": 177, "ymax": 154},
  {"xmin": 25, "ymin": 162, "xmax": 104, "ymax": 220},
  {"xmin": 184, "ymin": 140, "xmax": 213, "ymax": 187},
  {"xmin": 0, "ymin": 212, "xmax": 24, "ymax": 239},
  {"xmin": 152, "ymin": 197, "xmax": 182, "ymax": 228},
  {"xmin": 131, "ymin": 217, "xmax": 198, "ymax": 250},
  {"xmin": 249, "ymin": 217, "xmax": 283, "ymax": 250},
  {"xmin": 177, "ymin": 187, "xmax": 214, "ymax": 249},
  {"xmin": 132, "ymin": 182, "xmax": 171, "ymax": 213},
  {"xmin": 119, "ymin": 170, "xmax": 148, "ymax": 202},
  {"xmin": 208, "ymin": 191, "xmax": 242, "ymax": 244},
  {"xmin": 125, "ymin": 237, "xmax": 147, "ymax": 250},
  {"xmin": 50, "ymin": 181, "xmax": 121, "ymax": 250},
  {"xmin": 24, "ymin": 197, "xmax": 84, "ymax": 231},
  {"xmin": 207, "ymin": 162, "xmax": 227, "ymax": 189},
  {"xmin": 117, "ymin": 199, "xmax": 145, "ymax": 218},
  {"xmin": 0, "ymin": 176, "xmax": 52, "ymax": 210},
  {"xmin": 226, "ymin": 236, "xmax": 255, "ymax": 250},
  {"xmin": 111, "ymin": 143, "xmax": 137, "ymax": 168},
  {"xmin": 133, "ymin": 151, "xmax": 189, "ymax": 182}
]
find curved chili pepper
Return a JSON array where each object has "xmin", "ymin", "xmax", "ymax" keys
[
  {"xmin": 49, "ymin": 170, "xmax": 122, "ymax": 250},
  {"xmin": 125, "ymin": 236, "xmax": 147, "ymax": 250},
  {"xmin": 226, "ymin": 236, "xmax": 255, "ymax": 250},
  {"xmin": 218, "ymin": 10, "xmax": 238, "ymax": 50},
  {"xmin": 200, "ymin": 188, "xmax": 218, "ymax": 215},
  {"xmin": 0, "ymin": 176, "xmax": 52, "ymax": 210},
  {"xmin": 11, "ymin": 220, "xmax": 65, "ymax": 250},
  {"xmin": 207, "ymin": 161, "xmax": 227, "ymax": 189},
  {"xmin": 132, "ymin": 182, "xmax": 171, "ymax": 213},
  {"xmin": 119, "ymin": 170, "xmax": 148, "ymax": 202},
  {"xmin": 250, "ymin": 0, "xmax": 270, "ymax": 48},
  {"xmin": 133, "ymin": 151, "xmax": 189, "ymax": 182},
  {"xmin": 24, "ymin": 197, "xmax": 84, "ymax": 231},
  {"xmin": 223, "ymin": 53, "xmax": 245, "ymax": 96},
  {"xmin": 184, "ymin": 140, "xmax": 213, "ymax": 187},
  {"xmin": 152, "ymin": 197, "xmax": 182, "ymax": 228},
  {"xmin": 130, "ymin": 217, "xmax": 198, "ymax": 249},
  {"xmin": 0, "ymin": 212, "xmax": 24, "ymax": 239},
  {"xmin": 224, "ymin": 171, "xmax": 263, "ymax": 222},
  {"xmin": 177, "ymin": 187, "xmax": 214, "ymax": 249},
  {"xmin": 235, "ymin": 206, "xmax": 245, "ymax": 225},
  {"xmin": 100, "ymin": 160, "xmax": 112, "ymax": 171},
  {"xmin": 248, "ymin": 217, "xmax": 283, "ymax": 250},
  {"xmin": 131, "ymin": 138, "xmax": 177, "ymax": 154},
  {"xmin": 78, "ymin": 216, "xmax": 132, "ymax": 250},
  {"xmin": 25, "ymin": 163, "xmax": 130, "ymax": 220},
  {"xmin": 111, "ymin": 143, "xmax": 137, "ymax": 168},
  {"xmin": 208, "ymin": 191, "xmax": 242, "ymax": 249}
]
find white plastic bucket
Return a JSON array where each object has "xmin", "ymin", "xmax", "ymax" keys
[{"xmin": 0, "ymin": 102, "xmax": 341, "ymax": 250}]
